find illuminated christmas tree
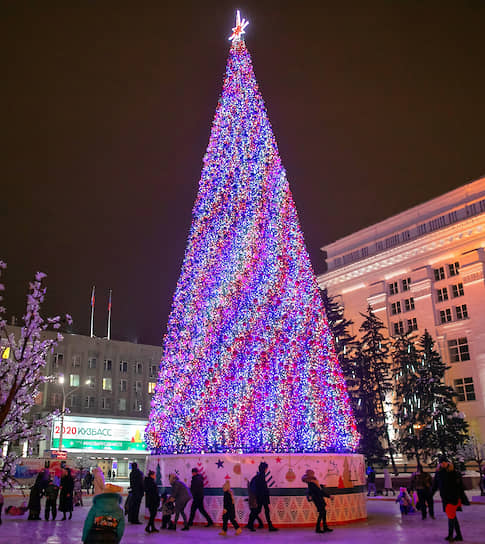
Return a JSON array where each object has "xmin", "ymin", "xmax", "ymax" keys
[{"xmin": 146, "ymin": 12, "xmax": 358, "ymax": 454}]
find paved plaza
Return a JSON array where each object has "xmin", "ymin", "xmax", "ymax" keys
[{"xmin": 0, "ymin": 495, "xmax": 484, "ymax": 544}]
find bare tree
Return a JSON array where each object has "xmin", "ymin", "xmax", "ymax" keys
[{"xmin": 0, "ymin": 261, "xmax": 71, "ymax": 488}]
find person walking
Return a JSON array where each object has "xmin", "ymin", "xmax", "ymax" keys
[
  {"xmin": 219, "ymin": 481, "xmax": 242, "ymax": 536},
  {"xmin": 366, "ymin": 466, "xmax": 377, "ymax": 496},
  {"xmin": 44, "ymin": 478, "xmax": 59, "ymax": 521},
  {"xmin": 245, "ymin": 477, "xmax": 264, "ymax": 531},
  {"xmin": 84, "ymin": 471, "xmax": 94, "ymax": 495},
  {"xmin": 93, "ymin": 467, "xmax": 105, "ymax": 496},
  {"xmin": 59, "ymin": 467, "xmax": 75, "ymax": 520},
  {"xmin": 411, "ymin": 465, "xmax": 434, "ymax": 519},
  {"xmin": 382, "ymin": 468, "xmax": 395, "ymax": 496},
  {"xmin": 82, "ymin": 483, "xmax": 125, "ymax": 544},
  {"xmin": 168, "ymin": 473, "xmax": 192, "ymax": 531},
  {"xmin": 302, "ymin": 469, "xmax": 333, "ymax": 533},
  {"xmin": 128, "ymin": 462, "xmax": 144, "ymax": 524},
  {"xmin": 433, "ymin": 455, "xmax": 466, "ymax": 542},
  {"xmin": 144, "ymin": 470, "xmax": 160, "ymax": 533},
  {"xmin": 188, "ymin": 467, "xmax": 213, "ymax": 527},
  {"xmin": 247, "ymin": 462, "xmax": 277, "ymax": 532}
]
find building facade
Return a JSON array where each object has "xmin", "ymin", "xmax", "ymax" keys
[
  {"xmin": 317, "ymin": 176, "xmax": 485, "ymax": 441},
  {"xmin": 3, "ymin": 326, "xmax": 162, "ymax": 476}
]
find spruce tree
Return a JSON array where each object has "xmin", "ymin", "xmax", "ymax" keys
[{"xmin": 358, "ymin": 306, "xmax": 397, "ymax": 472}]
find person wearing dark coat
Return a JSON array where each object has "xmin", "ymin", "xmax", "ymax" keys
[
  {"xmin": 168, "ymin": 473, "xmax": 192, "ymax": 530},
  {"xmin": 245, "ymin": 478, "xmax": 264, "ymax": 531},
  {"xmin": 188, "ymin": 467, "xmax": 213, "ymax": 527},
  {"xmin": 27, "ymin": 481, "xmax": 43, "ymax": 520},
  {"xmin": 44, "ymin": 479, "xmax": 60, "ymax": 520},
  {"xmin": 411, "ymin": 465, "xmax": 434, "ymax": 520},
  {"xmin": 144, "ymin": 471, "xmax": 160, "ymax": 533},
  {"xmin": 247, "ymin": 462, "xmax": 277, "ymax": 531},
  {"xmin": 219, "ymin": 481, "xmax": 242, "ymax": 536},
  {"xmin": 59, "ymin": 468, "xmax": 75, "ymax": 520},
  {"xmin": 128, "ymin": 462, "xmax": 144, "ymax": 524},
  {"xmin": 432, "ymin": 455, "xmax": 467, "ymax": 542},
  {"xmin": 302, "ymin": 469, "xmax": 333, "ymax": 533}
]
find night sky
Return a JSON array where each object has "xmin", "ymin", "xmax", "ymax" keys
[{"xmin": 2, "ymin": 1, "xmax": 484, "ymax": 346}]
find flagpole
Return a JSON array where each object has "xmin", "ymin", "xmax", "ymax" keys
[
  {"xmin": 90, "ymin": 286, "xmax": 95, "ymax": 338},
  {"xmin": 107, "ymin": 289, "xmax": 112, "ymax": 340}
]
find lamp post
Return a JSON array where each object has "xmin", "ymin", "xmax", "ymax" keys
[{"xmin": 57, "ymin": 375, "xmax": 90, "ymax": 452}]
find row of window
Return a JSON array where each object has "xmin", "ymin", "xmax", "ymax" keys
[
  {"xmin": 52, "ymin": 354, "xmax": 158, "ymax": 376},
  {"xmin": 389, "ymin": 277, "xmax": 411, "ymax": 295},
  {"xmin": 50, "ymin": 393, "xmax": 144, "ymax": 412},
  {"xmin": 437, "ymin": 283, "xmax": 464, "ymax": 302},
  {"xmin": 434, "ymin": 262, "xmax": 460, "ymax": 281},
  {"xmin": 392, "ymin": 318, "xmax": 418, "ymax": 335},
  {"xmin": 439, "ymin": 304, "xmax": 469, "ymax": 324},
  {"xmin": 66, "ymin": 374, "xmax": 157, "ymax": 394},
  {"xmin": 391, "ymin": 297, "xmax": 415, "ymax": 315}
]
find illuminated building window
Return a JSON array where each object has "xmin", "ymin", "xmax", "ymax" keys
[
  {"xmin": 87, "ymin": 376, "xmax": 96, "ymax": 388},
  {"xmin": 407, "ymin": 318, "xmax": 418, "ymax": 332},
  {"xmin": 437, "ymin": 287, "xmax": 448, "ymax": 302},
  {"xmin": 148, "ymin": 382, "xmax": 156, "ymax": 394},
  {"xmin": 434, "ymin": 267, "xmax": 445, "ymax": 281},
  {"xmin": 452, "ymin": 283, "xmax": 464, "ymax": 298},
  {"xmin": 102, "ymin": 378, "xmax": 112, "ymax": 391},
  {"xmin": 440, "ymin": 309, "xmax": 452, "ymax": 324},
  {"xmin": 455, "ymin": 304, "xmax": 468, "ymax": 320},
  {"xmin": 402, "ymin": 277, "xmax": 411, "ymax": 291},
  {"xmin": 391, "ymin": 301, "xmax": 401, "ymax": 315},
  {"xmin": 454, "ymin": 377, "xmax": 475, "ymax": 402},
  {"xmin": 69, "ymin": 374, "xmax": 80, "ymax": 387},
  {"xmin": 448, "ymin": 262, "xmax": 460, "ymax": 277},
  {"xmin": 448, "ymin": 338, "xmax": 470, "ymax": 363},
  {"xmin": 389, "ymin": 282, "xmax": 399, "ymax": 295},
  {"xmin": 404, "ymin": 297, "xmax": 415, "ymax": 311}
]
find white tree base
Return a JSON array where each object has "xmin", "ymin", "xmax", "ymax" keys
[{"xmin": 146, "ymin": 452, "xmax": 366, "ymax": 526}]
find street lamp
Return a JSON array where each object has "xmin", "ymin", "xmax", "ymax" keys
[{"xmin": 57, "ymin": 374, "xmax": 90, "ymax": 452}]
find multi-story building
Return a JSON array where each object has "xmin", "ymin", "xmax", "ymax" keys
[
  {"xmin": 3, "ymin": 326, "xmax": 162, "ymax": 476},
  {"xmin": 317, "ymin": 175, "xmax": 485, "ymax": 441}
]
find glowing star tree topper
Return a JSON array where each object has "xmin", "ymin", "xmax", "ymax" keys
[{"xmin": 146, "ymin": 12, "xmax": 359, "ymax": 455}]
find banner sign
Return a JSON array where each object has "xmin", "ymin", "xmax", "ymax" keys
[{"xmin": 51, "ymin": 416, "xmax": 149, "ymax": 453}]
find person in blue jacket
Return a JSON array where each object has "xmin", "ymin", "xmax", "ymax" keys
[{"xmin": 82, "ymin": 483, "xmax": 125, "ymax": 544}]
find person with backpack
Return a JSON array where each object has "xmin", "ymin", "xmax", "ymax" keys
[
  {"xmin": 82, "ymin": 483, "xmax": 125, "ymax": 544},
  {"xmin": 247, "ymin": 462, "xmax": 277, "ymax": 532},
  {"xmin": 188, "ymin": 467, "xmax": 213, "ymax": 527}
]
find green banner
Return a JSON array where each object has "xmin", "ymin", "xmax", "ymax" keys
[{"xmin": 51, "ymin": 438, "xmax": 148, "ymax": 452}]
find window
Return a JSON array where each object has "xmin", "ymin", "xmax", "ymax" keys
[
  {"xmin": 407, "ymin": 318, "xmax": 418, "ymax": 332},
  {"xmin": 84, "ymin": 396, "xmax": 95, "ymax": 408},
  {"xmin": 393, "ymin": 321, "xmax": 404, "ymax": 335},
  {"xmin": 50, "ymin": 393, "xmax": 62, "ymax": 406},
  {"xmin": 402, "ymin": 277, "xmax": 411, "ymax": 292},
  {"xmin": 135, "ymin": 362, "xmax": 143, "ymax": 374},
  {"xmin": 67, "ymin": 395, "xmax": 79, "ymax": 409},
  {"xmin": 452, "ymin": 283, "xmax": 464, "ymax": 298},
  {"xmin": 119, "ymin": 360, "xmax": 128, "ymax": 373},
  {"xmin": 69, "ymin": 374, "xmax": 80, "ymax": 387},
  {"xmin": 120, "ymin": 379, "xmax": 128, "ymax": 392},
  {"xmin": 103, "ymin": 359, "xmax": 112, "ymax": 372},
  {"xmin": 72, "ymin": 354, "xmax": 81, "ymax": 368},
  {"xmin": 454, "ymin": 377, "xmax": 476, "ymax": 402},
  {"xmin": 134, "ymin": 381, "xmax": 142, "ymax": 394},
  {"xmin": 404, "ymin": 298, "xmax": 415, "ymax": 312},
  {"xmin": 437, "ymin": 288, "xmax": 449, "ymax": 302},
  {"xmin": 149, "ymin": 364, "xmax": 159, "ymax": 378},
  {"xmin": 448, "ymin": 262, "xmax": 460, "ymax": 277},
  {"xmin": 118, "ymin": 398, "xmax": 127, "ymax": 411},
  {"xmin": 434, "ymin": 267, "xmax": 445, "ymax": 281},
  {"xmin": 102, "ymin": 378, "xmax": 112, "ymax": 391},
  {"xmin": 88, "ymin": 357, "xmax": 97, "ymax": 369},
  {"xmin": 389, "ymin": 282, "xmax": 398, "ymax": 295},
  {"xmin": 391, "ymin": 302, "xmax": 401, "ymax": 315},
  {"xmin": 448, "ymin": 338, "xmax": 470, "ymax": 363},
  {"xmin": 133, "ymin": 400, "xmax": 143, "ymax": 412},
  {"xmin": 148, "ymin": 382, "xmax": 156, "ymax": 394},
  {"xmin": 52, "ymin": 353, "xmax": 64, "ymax": 370},
  {"xmin": 101, "ymin": 397, "xmax": 111, "ymax": 410},
  {"xmin": 455, "ymin": 304, "xmax": 468, "ymax": 320},
  {"xmin": 87, "ymin": 376, "xmax": 96, "ymax": 388},
  {"xmin": 440, "ymin": 309, "xmax": 452, "ymax": 324}
]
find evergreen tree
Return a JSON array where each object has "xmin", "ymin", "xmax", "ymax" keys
[
  {"xmin": 419, "ymin": 330, "xmax": 469, "ymax": 458},
  {"xmin": 358, "ymin": 306, "xmax": 396, "ymax": 472}
]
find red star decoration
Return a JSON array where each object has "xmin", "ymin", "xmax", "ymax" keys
[{"xmin": 276, "ymin": 457, "xmax": 282, "ymax": 463}]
